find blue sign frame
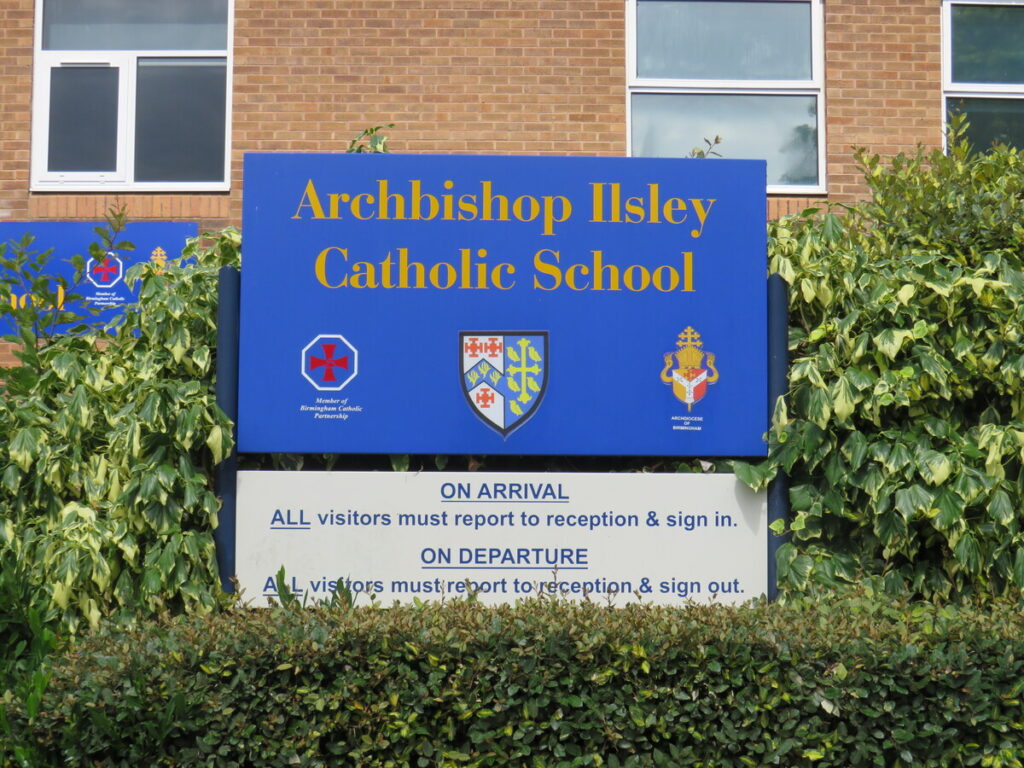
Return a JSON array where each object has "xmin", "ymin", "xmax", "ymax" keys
[{"xmin": 238, "ymin": 153, "xmax": 767, "ymax": 456}]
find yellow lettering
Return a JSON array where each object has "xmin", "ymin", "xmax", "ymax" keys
[
  {"xmin": 648, "ymin": 183, "xmax": 661, "ymax": 224},
  {"xmin": 682, "ymin": 251, "xmax": 695, "ymax": 291},
  {"xmin": 459, "ymin": 248, "xmax": 475, "ymax": 289},
  {"xmin": 592, "ymin": 250, "xmax": 620, "ymax": 291},
  {"xmin": 411, "ymin": 180, "xmax": 439, "ymax": 220},
  {"xmin": 652, "ymin": 265, "xmax": 679, "ymax": 292},
  {"xmin": 396, "ymin": 248, "xmax": 425, "ymax": 289},
  {"xmin": 328, "ymin": 193, "xmax": 344, "ymax": 219},
  {"xmin": 542, "ymin": 196, "xmax": 570, "ymax": 236},
  {"xmin": 512, "ymin": 195, "xmax": 539, "ymax": 223},
  {"xmin": 493, "ymin": 262, "xmax": 516, "ymax": 290},
  {"xmin": 663, "ymin": 198, "xmax": 687, "ymax": 224},
  {"xmin": 314, "ymin": 246, "xmax": 349, "ymax": 288},
  {"xmin": 351, "ymin": 193, "xmax": 376, "ymax": 220},
  {"xmin": 349, "ymin": 261, "xmax": 378, "ymax": 288},
  {"xmin": 380, "ymin": 253, "xmax": 395, "ymax": 288},
  {"xmin": 482, "ymin": 181, "xmax": 510, "ymax": 221},
  {"xmin": 565, "ymin": 263, "xmax": 590, "ymax": 291},
  {"xmin": 429, "ymin": 262, "xmax": 457, "ymax": 289},
  {"xmin": 623, "ymin": 264, "xmax": 650, "ymax": 292},
  {"xmin": 377, "ymin": 179, "xmax": 405, "ymax": 220},
  {"xmin": 590, "ymin": 182, "xmax": 605, "ymax": 223},
  {"xmin": 293, "ymin": 179, "xmax": 326, "ymax": 219},
  {"xmin": 690, "ymin": 199, "xmax": 716, "ymax": 237},
  {"xmin": 624, "ymin": 196, "xmax": 646, "ymax": 224},
  {"xmin": 532, "ymin": 249, "xmax": 562, "ymax": 290},
  {"xmin": 457, "ymin": 194, "xmax": 479, "ymax": 221}
]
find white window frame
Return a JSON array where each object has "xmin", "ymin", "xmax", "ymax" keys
[
  {"xmin": 626, "ymin": 0, "xmax": 826, "ymax": 195},
  {"xmin": 30, "ymin": 0, "xmax": 233, "ymax": 192},
  {"xmin": 941, "ymin": 0, "xmax": 1024, "ymax": 149}
]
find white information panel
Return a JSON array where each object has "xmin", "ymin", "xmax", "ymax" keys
[{"xmin": 235, "ymin": 471, "xmax": 767, "ymax": 606}]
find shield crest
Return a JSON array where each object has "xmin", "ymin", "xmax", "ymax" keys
[{"xmin": 461, "ymin": 331, "xmax": 548, "ymax": 436}]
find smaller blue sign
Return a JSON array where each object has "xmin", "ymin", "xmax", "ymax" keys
[{"xmin": 0, "ymin": 221, "xmax": 198, "ymax": 335}]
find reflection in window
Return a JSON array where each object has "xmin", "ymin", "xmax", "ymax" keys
[
  {"xmin": 945, "ymin": 2, "xmax": 1024, "ymax": 153},
  {"xmin": 628, "ymin": 0, "xmax": 823, "ymax": 190},
  {"xmin": 951, "ymin": 5, "xmax": 1024, "ymax": 84},
  {"xmin": 135, "ymin": 59, "xmax": 227, "ymax": 181},
  {"xmin": 637, "ymin": 1, "xmax": 812, "ymax": 80},
  {"xmin": 948, "ymin": 98, "xmax": 1024, "ymax": 151},
  {"xmin": 43, "ymin": 0, "xmax": 228, "ymax": 50},
  {"xmin": 48, "ymin": 66, "xmax": 118, "ymax": 172},
  {"xmin": 632, "ymin": 94, "xmax": 818, "ymax": 186}
]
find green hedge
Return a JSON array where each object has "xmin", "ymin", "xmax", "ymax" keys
[{"xmin": 8, "ymin": 595, "xmax": 1024, "ymax": 767}]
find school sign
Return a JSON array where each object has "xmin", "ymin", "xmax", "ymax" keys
[
  {"xmin": 237, "ymin": 153, "xmax": 767, "ymax": 456},
  {"xmin": 223, "ymin": 153, "xmax": 779, "ymax": 606}
]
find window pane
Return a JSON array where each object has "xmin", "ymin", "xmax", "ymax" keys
[
  {"xmin": 43, "ymin": 0, "xmax": 228, "ymax": 50},
  {"xmin": 637, "ymin": 1, "xmax": 812, "ymax": 80},
  {"xmin": 134, "ymin": 58, "xmax": 226, "ymax": 182},
  {"xmin": 48, "ymin": 66, "xmax": 118, "ymax": 172},
  {"xmin": 632, "ymin": 93, "xmax": 818, "ymax": 186},
  {"xmin": 949, "ymin": 97, "xmax": 1024, "ymax": 151},
  {"xmin": 952, "ymin": 5, "xmax": 1024, "ymax": 84}
]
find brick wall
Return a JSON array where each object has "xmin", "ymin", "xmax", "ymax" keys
[
  {"xmin": 0, "ymin": 0, "xmax": 945, "ymax": 231},
  {"xmin": 824, "ymin": 1, "xmax": 943, "ymax": 201}
]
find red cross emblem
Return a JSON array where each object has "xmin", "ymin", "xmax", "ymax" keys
[
  {"xmin": 86, "ymin": 253, "xmax": 123, "ymax": 288},
  {"xmin": 310, "ymin": 344, "xmax": 349, "ymax": 383},
  {"xmin": 302, "ymin": 334, "xmax": 359, "ymax": 391},
  {"xmin": 464, "ymin": 338, "xmax": 483, "ymax": 358},
  {"xmin": 92, "ymin": 258, "xmax": 118, "ymax": 283},
  {"xmin": 474, "ymin": 387, "xmax": 496, "ymax": 409}
]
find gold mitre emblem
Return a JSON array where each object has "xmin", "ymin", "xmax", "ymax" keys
[{"xmin": 660, "ymin": 326, "xmax": 719, "ymax": 409}]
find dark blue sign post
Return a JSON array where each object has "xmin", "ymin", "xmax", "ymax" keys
[{"xmin": 237, "ymin": 154, "xmax": 768, "ymax": 456}]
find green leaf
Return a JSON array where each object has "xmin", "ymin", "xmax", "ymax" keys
[
  {"xmin": 807, "ymin": 388, "xmax": 832, "ymax": 429},
  {"xmin": 206, "ymin": 425, "xmax": 226, "ymax": 465},
  {"xmin": 1013, "ymin": 548, "xmax": 1024, "ymax": 588},
  {"xmin": 831, "ymin": 376, "xmax": 856, "ymax": 422},
  {"xmin": 932, "ymin": 488, "xmax": 963, "ymax": 531},
  {"xmin": 895, "ymin": 485, "xmax": 932, "ymax": 519},
  {"xmin": 874, "ymin": 329, "xmax": 913, "ymax": 360},
  {"xmin": 953, "ymin": 533, "xmax": 982, "ymax": 575},
  {"xmin": 9, "ymin": 427, "xmax": 41, "ymax": 472},
  {"xmin": 917, "ymin": 450, "xmax": 952, "ymax": 487},
  {"xmin": 988, "ymin": 489, "xmax": 1014, "ymax": 525},
  {"xmin": 874, "ymin": 509, "xmax": 907, "ymax": 547},
  {"xmin": 840, "ymin": 432, "xmax": 868, "ymax": 471}
]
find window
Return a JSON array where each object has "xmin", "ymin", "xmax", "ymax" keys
[
  {"xmin": 32, "ymin": 0, "xmax": 232, "ymax": 191},
  {"xmin": 627, "ymin": 0, "xmax": 825, "ymax": 193},
  {"xmin": 943, "ymin": 1, "xmax": 1024, "ymax": 152}
]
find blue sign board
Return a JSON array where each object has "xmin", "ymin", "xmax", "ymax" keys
[
  {"xmin": 238, "ymin": 154, "xmax": 767, "ymax": 456},
  {"xmin": 1, "ymin": 221, "xmax": 198, "ymax": 334}
]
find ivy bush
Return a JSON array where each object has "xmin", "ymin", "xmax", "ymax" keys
[
  {"xmin": 0, "ymin": 215, "xmax": 238, "ymax": 659},
  {"xmin": 762, "ymin": 123, "xmax": 1024, "ymax": 599},
  {"xmin": 8, "ymin": 594, "xmax": 1024, "ymax": 767}
]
